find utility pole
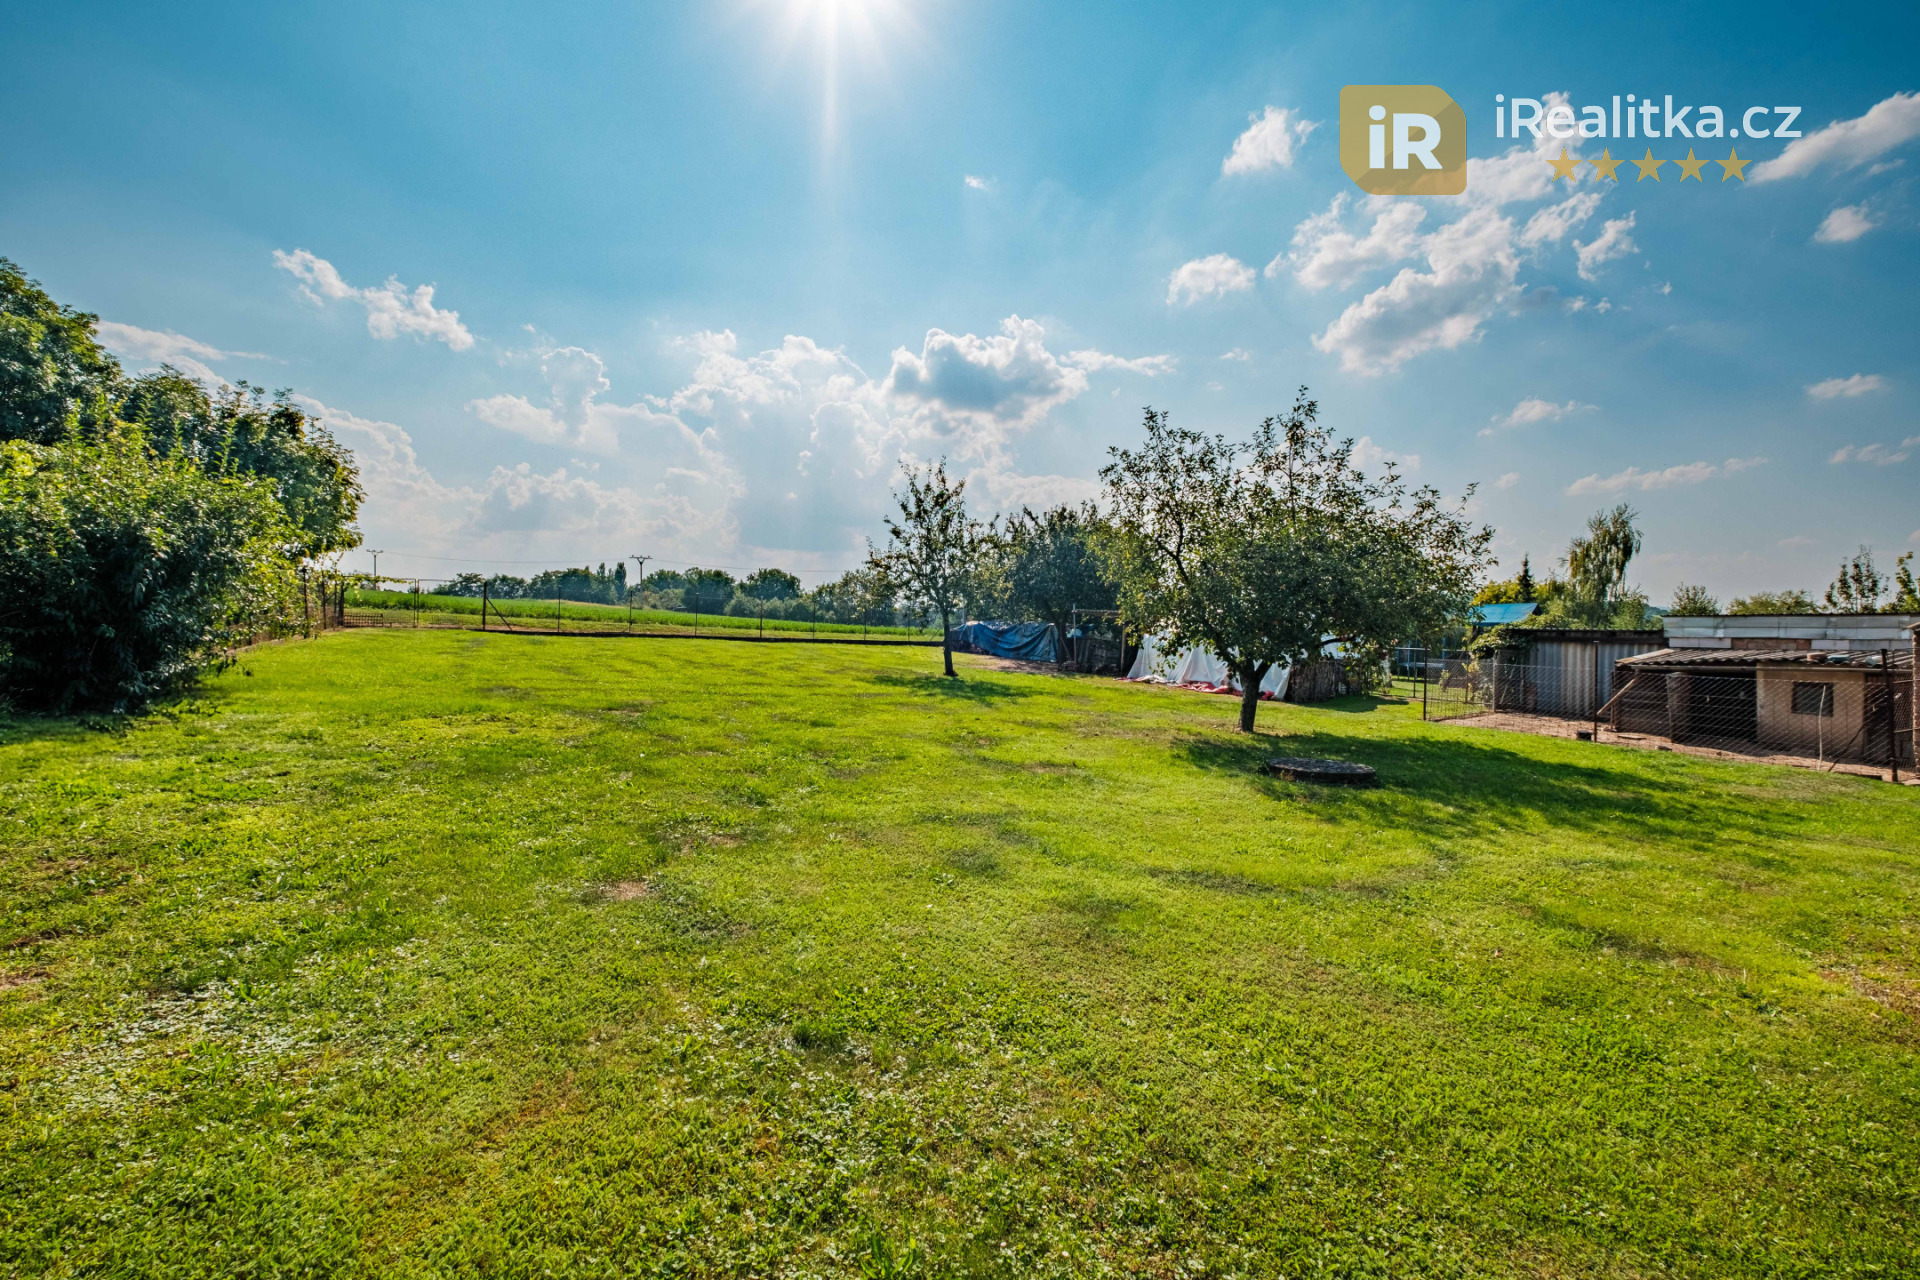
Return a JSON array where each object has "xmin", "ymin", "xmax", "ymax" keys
[
  {"xmin": 629, "ymin": 553, "xmax": 651, "ymax": 584},
  {"xmin": 367, "ymin": 549, "xmax": 385, "ymax": 585}
]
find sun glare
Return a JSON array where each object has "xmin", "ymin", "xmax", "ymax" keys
[{"xmin": 759, "ymin": 0, "xmax": 918, "ymax": 153}]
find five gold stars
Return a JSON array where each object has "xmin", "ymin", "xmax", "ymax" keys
[{"xmin": 1542, "ymin": 146, "xmax": 1751, "ymax": 187}]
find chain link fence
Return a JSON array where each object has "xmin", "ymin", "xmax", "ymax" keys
[
  {"xmin": 321, "ymin": 579, "xmax": 939, "ymax": 645},
  {"xmin": 1392, "ymin": 646, "xmax": 1914, "ymax": 779}
]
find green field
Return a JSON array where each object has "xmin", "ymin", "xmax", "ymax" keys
[
  {"xmin": 3, "ymin": 632, "xmax": 1916, "ymax": 1277},
  {"xmin": 345, "ymin": 589, "xmax": 934, "ymax": 638}
]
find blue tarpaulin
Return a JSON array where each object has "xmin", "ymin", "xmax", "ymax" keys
[
  {"xmin": 1469, "ymin": 602, "xmax": 1538, "ymax": 626},
  {"xmin": 947, "ymin": 621, "xmax": 1060, "ymax": 662}
]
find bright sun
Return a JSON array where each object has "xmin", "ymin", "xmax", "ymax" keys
[{"xmin": 763, "ymin": 0, "xmax": 917, "ymax": 151}]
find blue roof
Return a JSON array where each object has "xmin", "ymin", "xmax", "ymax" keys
[{"xmin": 1469, "ymin": 602, "xmax": 1539, "ymax": 625}]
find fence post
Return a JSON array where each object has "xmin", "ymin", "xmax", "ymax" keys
[
  {"xmin": 1885, "ymin": 648, "xmax": 1899, "ymax": 784},
  {"xmin": 1421, "ymin": 646, "xmax": 1428, "ymax": 720},
  {"xmin": 481, "ymin": 582, "xmax": 488, "ymax": 631}
]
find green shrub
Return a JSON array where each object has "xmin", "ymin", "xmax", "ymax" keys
[{"xmin": 0, "ymin": 435, "xmax": 297, "ymax": 712}]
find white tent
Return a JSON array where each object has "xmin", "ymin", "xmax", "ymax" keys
[{"xmin": 1126, "ymin": 633, "xmax": 1290, "ymax": 699}]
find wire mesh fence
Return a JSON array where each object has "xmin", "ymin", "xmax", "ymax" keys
[
  {"xmin": 321, "ymin": 580, "xmax": 940, "ymax": 644},
  {"xmin": 1391, "ymin": 647, "xmax": 1914, "ymax": 778}
]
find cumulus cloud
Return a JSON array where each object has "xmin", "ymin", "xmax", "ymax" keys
[
  {"xmin": 1277, "ymin": 194, "xmax": 1427, "ymax": 291},
  {"xmin": 1292, "ymin": 98, "xmax": 1625, "ymax": 377},
  {"xmin": 1221, "ymin": 105, "xmax": 1318, "ymax": 176},
  {"xmin": 1220, "ymin": 347, "xmax": 1252, "ymax": 361},
  {"xmin": 1814, "ymin": 204, "xmax": 1879, "ymax": 244},
  {"xmin": 1807, "ymin": 373, "xmax": 1888, "ymax": 399},
  {"xmin": 1520, "ymin": 192, "xmax": 1602, "ymax": 247},
  {"xmin": 295, "ymin": 396, "xmax": 725, "ymax": 560},
  {"xmin": 309, "ymin": 314, "xmax": 1159, "ymax": 568},
  {"xmin": 1311, "ymin": 205, "xmax": 1522, "ymax": 375},
  {"xmin": 1167, "ymin": 254, "xmax": 1256, "ymax": 305},
  {"xmin": 1566, "ymin": 456, "xmax": 1766, "ymax": 495},
  {"xmin": 1751, "ymin": 92, "xmax": 1920, "ymax": 182},
  {"xmin": 964, "ymin": 174, "xmax": 993, "ymax": 191},
  {"xmin": 1066, "ymin": 349, "xmax": 1177, "ymax": 376},
  {"xmin": 93, "ymin": 320, "xmax": 254, "ymax": 386},
  {"xmin": 467, "ymin": 345, "xmax": 683, "ymax": 456},
  {"xmin": 1573, "ymin": 213, "xmax": 1637, "ymax": 281},
  {"xmin": 1829, "ymin": 437, "xmax": 1917, "ymax": 466},
  {"xmin": 1481, "ymin": 397, "xmax": 1595, "ymax": 436},
  {"xmin": 1351, "ymin": 435, "xmax": 1420, "ymax": 473},
  {"xmin": 1494, "ymin": 471, "xmax": 1521, "ymax": 490},
  {"xmin": 273, "ymin": 248, "xmax": 474, "ymax": 350}
]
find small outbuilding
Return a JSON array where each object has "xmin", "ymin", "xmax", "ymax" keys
[{"xmin": 1609, "ymin": 644, "xmax": 1913, "ymax": 765}]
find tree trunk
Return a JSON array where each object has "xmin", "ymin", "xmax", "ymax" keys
[
  {"xmin": 941, "ymin": 607, "xmax": 956, "ymax": 677},
  {"xmin": 1236, "ymin": 661, "xmax": 1270, "ymax": 732}
]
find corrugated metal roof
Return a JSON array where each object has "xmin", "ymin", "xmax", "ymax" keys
[
  {"xmin": 1469, "ymin": 602, "xmax": 1539, "ymax": 625},
  {"xmin": 1618, "ymin": 647, "xmax": 1914, "ymax": 670}
]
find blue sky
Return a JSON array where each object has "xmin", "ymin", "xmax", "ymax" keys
[{"xmin": 3, "ymin": 0, "xmax": 1916, "ymax": 599}]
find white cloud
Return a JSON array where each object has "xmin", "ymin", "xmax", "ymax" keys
[
  {"xmin": 1495, "ymin": 471, "xmax": 1521, "ymax": 490},
  {"xmin": 1278, "ymin": 194, "xmax": 1427, "ymax": 291},
  {"xmin": 272, "ymin": 248, "xmax": 475, "ymax": 350},
  {"xmin": 94, "ymin": 320, "xmax": 248, "ymax": 386},
  {"xmin": 1778, "ymin": 534, "xmax": 1817, "ymax": 549},
  {"xmin": 1220, "ymin": 347, "xmax": 1252, "ymax": 361},
  {"xmin": 1566, "ymin": 456, "xmax": 1765, "ymax": 495},
  {"xmin": 1351, "ymin": 435, "xmax": 1420, "ymax": 473},
  {"xmin": 1480, "ymin": 397, "xmax": 1595, "ymax": 436},
  {"xmin": 1806, "ymin": 373, "xmax": 1889, "ymax": 399},
  {"xmin": 1167, "ymin": 254, "xmax": 1255, "ymax": 305},
  {"xmin": 1520, "ymin": 192, "xmax": 1601, "ymax": 246},
  {"xmin": 309, "ymin": 315, "xmax": 1171, "ymax": 569},
  {"xmin": 1311, "ymin": 205, "xmax": 1522, "ymax": 375},
  {"xmin": 295, "ymin": 396, "xmax": 726, "ymax": 561},
  {"xmin": 467, "ymin": 345, "xmax": 681, "ymax": 455},
  {"xmin": 1828, "ymin": 438, "xmax": 1916, "ymax": 466},
  {"xmin": 1814, "ymin": 204, "xmax": 1879, "ymax": 244},
  {"xmin": 1457, "ymin": 93, "xmax": 1582, "ymax": 207},
  {"xmin": 1573, "ymin": 213, "xmax": 1637, "ymax": 281},
  {"xmin": 1283, "ymin": 94, "xmax": 1638, "ymax": 378},
  {"xmin": 964, "ymin": 174, "xmax": 994, "ymax": 191},
  {"xmin": 1066, "ymin": 349, "xmax": 1177, "ymax": 376},
  {"xmin": 885, "ymin": 315, "xmax": 1090, "ymax": 432},
  {"xmin": 1221, "ymin": 106, "xmax": 1318, "ymax": 176},
  {"xmin": 1751, "ymin": 92, "xmax": 1920, "ymax": 183}
]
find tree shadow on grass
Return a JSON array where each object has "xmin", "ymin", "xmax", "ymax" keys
[
  {"xmin": 870, "ymin": 672, "xmax": 1036, "ymax": 703},
  {"xmin": 1172, "ymin": 726, "xmax": 1814, "ymax": 851}
]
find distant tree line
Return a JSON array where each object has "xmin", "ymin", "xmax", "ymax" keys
[
  {"xmin": 1477, "ymin": 509, "xmax": 1919, "ymax": 624},
  {"xmin": 0, "ymin": 258, "xmax": 362, "ymax": 712}
]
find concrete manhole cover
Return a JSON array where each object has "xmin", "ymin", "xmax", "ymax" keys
[{"xmin": 1263, "ymin": 757, "xmax": 1378, "ymax": 786}]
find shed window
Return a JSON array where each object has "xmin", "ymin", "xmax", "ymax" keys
[{"xmin": 1790, "ymin": 681, "xmax": 1834, "ymax": 717}]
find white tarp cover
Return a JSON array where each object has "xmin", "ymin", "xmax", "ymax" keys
[{"xmin": 1127, "ymin": 633, "xmax": 1290, "ymax": 699}]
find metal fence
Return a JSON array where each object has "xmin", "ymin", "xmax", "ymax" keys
[
  {"xmin": 325, "ymin": 580, "xmax": 939, "ymax": 645},
  {"xmin": 1393, "ymin": 650, "xmax": 1913, "ymax": 778}
]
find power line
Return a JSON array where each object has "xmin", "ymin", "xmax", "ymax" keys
[{"xmin": 355, "ymin": 548, "xmax": 874, "ymax": 579}]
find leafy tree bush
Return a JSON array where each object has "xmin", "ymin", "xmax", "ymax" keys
[
  {"xmin": 1824, "ymin": 546, "xmax": 1884, "ymax": 613},
  {"xmin": 118, "ymin": 370, "xmax": 362, "ymax": 557},
  {"xmin": 1098, "ymin": 394, "xmax": 1490, "ymax": 731},
  {"xmin": 871, "ymin": 461, "xmax": 983, "ymax": 678},
  {"xmin": 976, "ymin": 503, "xmax": 1116, "ymax": 631},
  {"xmin": 743, "ymin": 568, "xmax": 802, "ymax": 600},
  {"xmin": 0, "ymin": 435, "xmax": 296, "ymax": 712},
  {"xmin": 1668, "ymin": 583, "xmax": 1720, "ymax": 616},
  {"xmin": 1728, "ymin": 589, "xmax": 1816, "ymax": 615},
  {"xmin": 0, "ymin": 257, "xmax": 121, "ymax": 444}
]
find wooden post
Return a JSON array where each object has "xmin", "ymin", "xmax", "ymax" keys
[{"xmin": 1885, "ymin": 648, "xmax": 1899, "ymax": 783}]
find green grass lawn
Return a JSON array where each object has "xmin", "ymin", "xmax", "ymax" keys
[{"xmin": 2, "ymin": 632, "xmax": 1916, "ymax": 1278}]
